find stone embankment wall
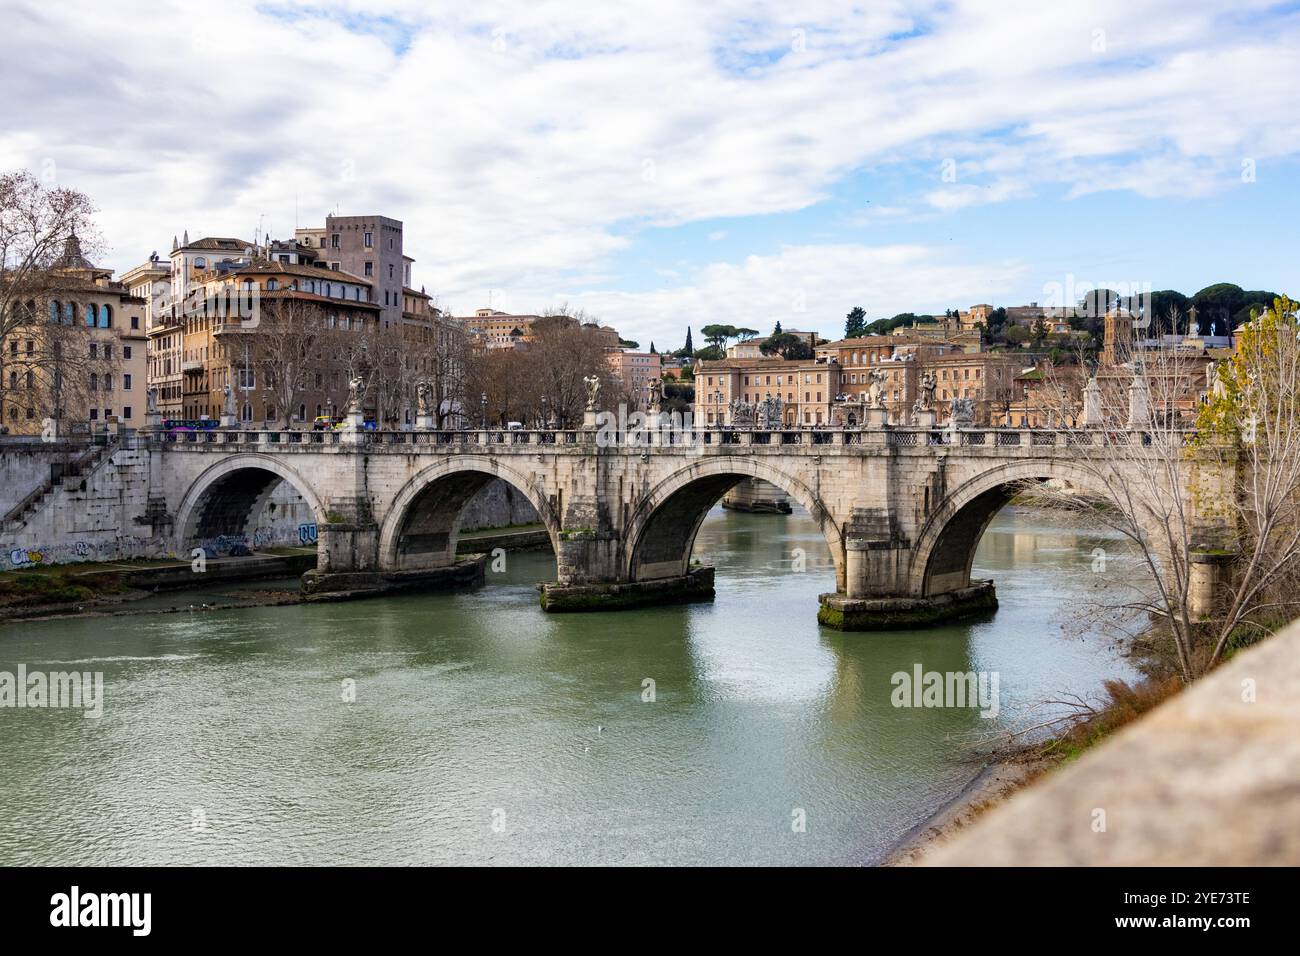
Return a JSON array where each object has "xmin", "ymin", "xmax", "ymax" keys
[
  {"xmin": 0, "ymin": 441, "xmax": 89, "ymax": 516},
  {"xmin": 2, "ymin": 444, "xmax": 167, "ymax": 568}
]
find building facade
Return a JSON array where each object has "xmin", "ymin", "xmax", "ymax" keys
[
  {"xmin": 607, "ymin": 350, "xmax": 662, "ymax": 405},
  {"xmin": 1, "ymin": 236, "xmax": 147, "ymax": 434},
  {"xmin": 295, "ymin": 214, "xmax": 407, "ymax": 329}
]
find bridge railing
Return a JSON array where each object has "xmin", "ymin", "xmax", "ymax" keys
[
  {"xmin": 146, "ymin": 425, "xmax": 1185, "ymax": 451},
  {"xmin": 884, "ymin": 427, "xmax": 1170, "ymax": 448}
]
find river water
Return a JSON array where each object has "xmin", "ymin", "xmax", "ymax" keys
[{"xmin": 0, "ymin": 506, "xmax": 1137, "ymax": 866}]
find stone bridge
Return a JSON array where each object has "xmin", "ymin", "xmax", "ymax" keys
[
  {"xmin": 98, "ymin": 421, "xmax": 1230, "ymax": 629},
  {"xmin": 0, "ymin": 422, "xmax": 1235, "ymax": 627}
]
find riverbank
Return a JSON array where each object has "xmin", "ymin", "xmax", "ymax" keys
[
  {"xmin": 881, "ymin": 666, "xmax": 1214, "ymax": 864},
  {"xmin": 880, "ymin": 758, "xmax": 1045, "ymax": 865},
  {"xmin": 0, "ymin": 526, "xmax": 553, "ymax": 623}
]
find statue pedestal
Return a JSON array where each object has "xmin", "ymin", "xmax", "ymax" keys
[
  {"xmin": 340, "ymin": 409, "xmax": 366, "ymax": 444},
  {"xmin": 864, "ymin": 407, "xmax": 889, "ymax": 428},
  {"xmin": 1126, "ymin": 380, "xmax": 1149, "ymax": 429},
  {"xmin": 416, "ymin": 413, "xmax": 435, "ymax": 430},
  {"xmin": 219, "ymin": 414, "xmax": 237, "ymax": 429},
  {"xmin": 911, "ymin": 408, "xmax": 936, "ymax": 428},
  {"xmin": 583, "ymin": 409, "xmax": 599, "ymax": 430},
  {"xmin": 145, "ymin": 412, "xmax": 163, "ymax": 432},
  {"xmin": 1083, "ymin": 378, "xmax": 1103, "ymax": 427}
]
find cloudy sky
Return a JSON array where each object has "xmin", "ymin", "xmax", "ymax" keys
[{"xmin": 2, "ymin": 0, "xmax": 1298, "ymax": 348}]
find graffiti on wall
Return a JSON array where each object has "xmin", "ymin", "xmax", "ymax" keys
[
  {"xmin": 298, "ymin": 523, "xmax": 318, "ymax": 545},
  {"xmin": 3, "ymin": 536, "xmax": 177, "ymax": 570}
]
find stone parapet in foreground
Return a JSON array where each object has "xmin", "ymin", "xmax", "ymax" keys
[{"xmin": 925, "ymin": 620, "xmax": 1300, "ymax": 865}]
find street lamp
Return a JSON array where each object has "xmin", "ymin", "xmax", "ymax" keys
[
  {"xmin": 540, "ymin": 394, "xmax": 549, "ymax": 429},
  {"xmin": 480, "ymin": 392, "xmax": 488, "ymax": 429}
]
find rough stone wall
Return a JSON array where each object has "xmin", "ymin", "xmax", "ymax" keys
[
  {"xmin": 1, "ymin": 445, "xmax": 174, "ymax": 569},
  {"xmin": 458, "ymin": 478, "xmax": 542, "ymax": 530},
  {"xmin": 0, "ymin": 441, "xmax": 86, "ymax": 517}
]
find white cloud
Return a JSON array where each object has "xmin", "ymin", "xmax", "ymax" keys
[
  {"xmin": 545, "ymin": 243, "xmax": 1030, "ymax": 348},
  {"xmin": 0, "ymin": 0, "xmax": 1296, "ymax": 346}
]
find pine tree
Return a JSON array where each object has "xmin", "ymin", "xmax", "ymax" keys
[
  {"xmin": 683, "ymin": 327, "xmax": 694, "ymax": 356},
  {"xmin": 773, "ymin": 320, "xmax": 783, "ymax": 335},
  {"xmin": 845, "ymin": 306, "xmax": 867, "ymax": 338},
  {"xmin": 649, "ymin": 341, "xmax": 656, "ymax": 354}
]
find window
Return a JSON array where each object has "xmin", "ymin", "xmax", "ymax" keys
[
  {"xmin": 89, "ymin": 372, "xmax": 97, "ymax": 391},
  {"xmin": 90, "ymin": 408, "xmax": 98, "ymax": 420},
  {"xmin": 364, "ymin": 232, "xmax": 372, "ymax": 247},
  {"xmin": 89, "ymin": 343, "xmax": 98, "ymax": 358},
  {"xmin": 267, "ymin": 279, "xmax": 278, "ymax": 291},
  {"xmin": 85, "ymin": 304, "xmax": 97, "ymax": 326},
  {"xmin": 104, "ymin": 374, "xmax": 113, "ymax": 391},
  {"xmin": 131, "ymin": 317, "xmax": 139, "ymax": 330},
  {"xmin": 331, "ymin": 234, "xmax": 340, "ymax": 248},
  {"xmin": 124, "ymin": 346, "xmax": 132, "ymax": 359},
  {"xmin": 49, "ymin": 300, "xmax": 60, "ymax": 323},
  {"xmin": 123, "ymin": 406, "xmax": 132, "ymax": 419},
  {"xmin": 364, "ymin": 261, "xmax": 373, "ymax": 276},
  {"xmin": 238, "ymin": 368, "xmax": 255, "ymax": 389},
  {"xmin": 124, "ymin": 374, "xmax": 132, "ymax": 390},
  {"xmin": 104, "ymin": 344, "xmax": 112, "ymax": 361},
  {"xmin": 101, "ymin": 305, "xmax": 111, "ymax": 328},
  {"xmin": 195, "ymin": 257, "xmax": 206, "ymax": 268}
]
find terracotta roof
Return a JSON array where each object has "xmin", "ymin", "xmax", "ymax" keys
[
  {"xmin": 923, "ymin": 352, "xmax": 1019, "ymax": 363},
  {"xmin": 695, "ymin": 356, "xmax": 824, "ymax": 370},
  {"xmin": 182, "ymin": 237, "xmax": 253, "ymax": 252},
  {"xmin": 223, "ymin": 259, "xmax": 372, "ymax": 287},
  {"xmin": 818, "ymin": 335, "xmax": 916, "ymax": 349},
  {"xmin": 256, "ymin": 289, "xmax": 381, "ymax": 311}
]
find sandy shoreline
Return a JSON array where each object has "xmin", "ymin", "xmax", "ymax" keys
[{"xmin": 879, "ymin": 758, "xmax": 1043, "ymax": 866}]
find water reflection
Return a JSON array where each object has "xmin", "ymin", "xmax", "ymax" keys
[{"xmin": 0, "ymin": 504, "xmax": 1137, "ymax": 866}]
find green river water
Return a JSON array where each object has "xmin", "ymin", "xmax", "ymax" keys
[{"xmin": 0, "ymin": 505, "xmax": 1137, "ymax": 865}]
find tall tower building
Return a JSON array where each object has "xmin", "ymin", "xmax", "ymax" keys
[{"xmin": 295, "ymin": 215, "xmax": 406, "ymax": 329}]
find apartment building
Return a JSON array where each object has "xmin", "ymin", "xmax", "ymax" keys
[
  {"xmin": 176, "ymin": 258, "xmax": 379, "ymax": 424},
  {"xmin": 121, "ymin": 252, "xmax": 181, "ymax": 419},
  {"xmin": 454, "ymin": 309, "xmax": 545, "ymax": 350},
  {"xmin": 924, "ymin": 351, "xmax": 1024, "ymax": 425},
  {"xmin": 1, "ymin": 235, "xmax": 147, "ymax": 434},
  {"xmin": 607, "ymin": 350, "xmax": 662, "ymax": 403},
  {"xmin": 295, "ymin": 214, "xmax": 407, "ymax": 329},
  {"xmin": 693, "ymin": 357, "xmax": 834, "ymax": 426}
]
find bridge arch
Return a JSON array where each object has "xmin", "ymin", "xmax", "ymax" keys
[
  {"xmin": 174, "ymin": 453, "xmax": 329, "ymax": 558},
  {"xmin": 378, "ymin": 456, "xmax": 561, "ymax": 572},
  {"xmin": 624, "ymin": 456, "xmax": 844, "ymax": 589},
  {"xmin": 909, "ymin": 458, "xmax": 1150, "ymax": 597}
]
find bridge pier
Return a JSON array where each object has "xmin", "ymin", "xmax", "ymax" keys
[
  {"xmin": 539, "ymin": 566, "xmax": 715, "ymax": 612},
  {"xmin": 817, "ymin": 582, "xmax": 998, "ymax": 630}
]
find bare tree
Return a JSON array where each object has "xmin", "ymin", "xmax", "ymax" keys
[
  {"xmin": 0, "ymin": 170, "xmax": 99, "ymax": 430},
  {"xmin": 252, "ymin": 296, "xmax": 327, "ymax": 429},
  {"xmin": 1024, "ymin": 305, "xmax": 1299, "ymax": 681},
  {"xmin": 1193, "ymin": 295, "xmax": 1300, "ymax": 661}
]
